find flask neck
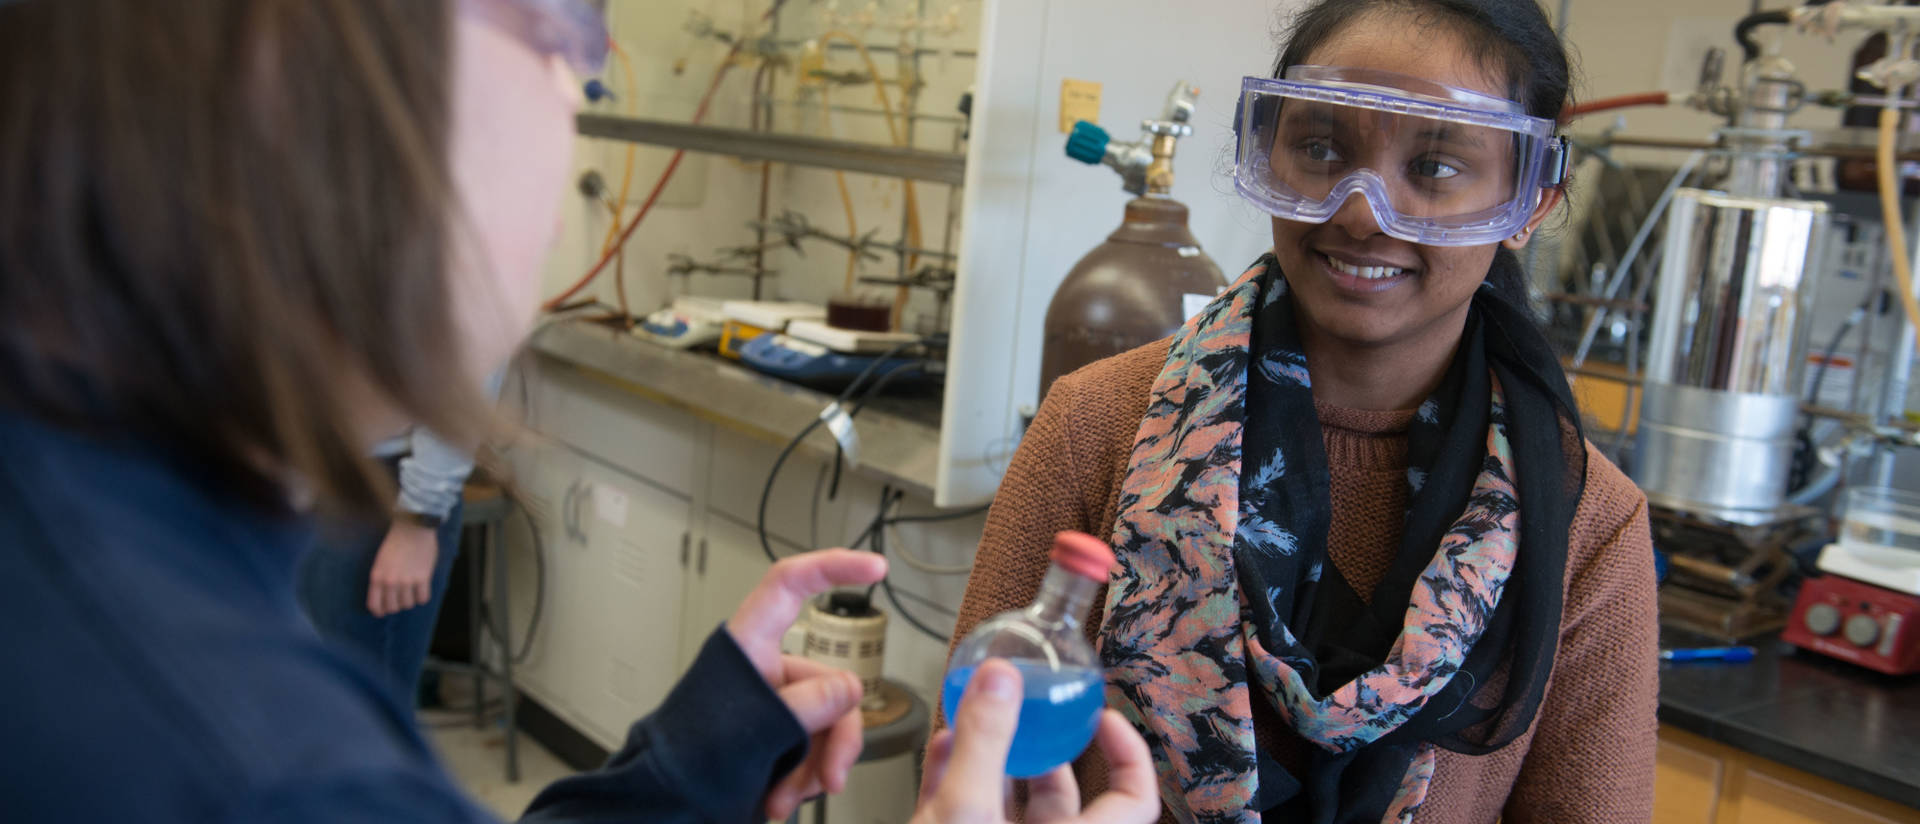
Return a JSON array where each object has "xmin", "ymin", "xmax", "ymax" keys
[{"xmin": 1029, "ymin": 565, "xmax": 1100, "ymax": 629}]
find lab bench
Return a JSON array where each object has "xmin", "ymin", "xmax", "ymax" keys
[
  {"xmin": 1656, "ymin": 629, "xmax": 1920, "ymax": 823},
  {"xmin": 524, "ymin": 318, "xmax": 946, "ymax": 499}
]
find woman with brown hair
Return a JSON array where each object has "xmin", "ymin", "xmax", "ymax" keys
[
  {"xmin": 0, "ymin": 1, "xmax": 1161, "ymax": 821},
  {"xmin": 949, "ymin": 1, "xmax": 1660, "ymax": 822}
]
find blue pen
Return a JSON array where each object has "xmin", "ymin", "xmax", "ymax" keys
[{"xmin": 1659, "ymin": 646, "xmax": 1757, "ymax": 663}]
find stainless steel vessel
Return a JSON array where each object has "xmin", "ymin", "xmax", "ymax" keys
[{"xmin": 1635, "ymin": 189, "xmax": 1830, "ymax": 519}]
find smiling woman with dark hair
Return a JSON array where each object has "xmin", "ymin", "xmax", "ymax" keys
[{"xmin": 948, "ymin": 2, "xmax": 1659, "ymax": 822}]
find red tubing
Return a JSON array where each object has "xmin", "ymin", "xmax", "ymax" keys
[
  {"xmin": 543, "ymin": 1, "xmax": 792, "ymax": 311},
  {"xmin": 1561, "ymin": 92, "xmax": 1671, "ymax": 122}
]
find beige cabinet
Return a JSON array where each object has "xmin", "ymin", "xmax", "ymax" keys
[
  {"xmin": 1655, "ymin": 733, "xmax": 1726, "ymax": 824},
  {"xmin": 1654, "ymin": 726, "xmax": 1920, "ymax": 824}
]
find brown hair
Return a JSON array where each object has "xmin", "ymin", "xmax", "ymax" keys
[{"xmin": 0, "ymin": 0, "xmax": 485, "ymax": 514}]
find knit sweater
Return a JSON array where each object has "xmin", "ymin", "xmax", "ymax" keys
[{"xmin": 947, "ymin": 339, "xmax": 1659, "ymax": 824}]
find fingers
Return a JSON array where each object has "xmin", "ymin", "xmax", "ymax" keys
[
  {"xmin": 762, "ymin": 657, "xmax": 865, "ymax": 813},
  {"xmin": 933, "ymin": 659, "xmax": 1022, "ymax": 808},
  {"xmin": 821, "ymin": 692, "xmax": 865, "ymax": 793},
  {"xmin": 395, "ymin": 585, "xmax": 418, "ymax": 613},
  {"xmin": 764, "ymin": 762, "xmax": 824, "ymax": 822},
  {"xmin": 1025, "ymin": 763, "xmax": 1082, "ymax": 823},
  {"xmin": 776, "ymin": 668, "xmax": 864, "ymax": 734},
  {"xmin": 1072, "ymin": 711, "xmax": 1160, "ymax": 824},
  {"xmin": 727, "ymin": 550, "xmax": 888, "ymax": 675},
  {"xmin": 367, "ymin": 577, "xmax": 429, "ymax": 618},
  {"xmin": 371, "ymin": 581, "xmax": 400, "ymax": 618},
  {"xmin": 916, "ymin": 730, "xmax": 954, "ymax": 810}
]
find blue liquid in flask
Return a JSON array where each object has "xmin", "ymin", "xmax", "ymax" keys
[{"xmin": 942, "ymin": 662, "xmax": 1106, "ymax": 778}]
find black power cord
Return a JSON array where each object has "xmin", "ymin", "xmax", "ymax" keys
[
  {"xmin": 746, "ymin": 337, "xmax": 965, "ymax": 643},
  {"xmin": 755, "ymin": 339, "xmax": 933, "ymax": 564},
  {"xmin": 476, "ymin": 488, "xmax": 547, "ymax": 666},
  {"xmin": 1737, "ymin": 2, "xmax": 1842, "ymax": 63},
  {"xmin": 1806, "ymin": 290, "xmax": 1884, "ymax": 410},
  {"xmin": 866, "ymin": 485, "xmax": 952, "ymax": 643},
  {"xmin": 1735, "ymin": 9, "xmax": 1792, "ymax": 63}
]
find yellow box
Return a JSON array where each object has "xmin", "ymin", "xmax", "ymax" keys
[
  {"xmin": 719, "ymin": 319, "xmax": 774, "ymax": 360},
  {"xmin": 1565, "ymin": 360, "xmax": 1639, "ymax": 435}
]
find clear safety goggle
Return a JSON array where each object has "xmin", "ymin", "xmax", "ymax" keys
[
  {"xmin": 1233, "ymin": 66, "xmax": 1569, "ymax": 247},
  {"xmin": 459, "ymin": 0, "xmax": 610, "ymax": 78}
]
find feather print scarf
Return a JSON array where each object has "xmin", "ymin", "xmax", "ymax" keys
[{"xmin": 1099, "ymin": 255, "xmax": 1580, "ymax": 824}]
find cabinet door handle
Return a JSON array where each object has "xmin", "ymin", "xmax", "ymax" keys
[
  {"xmin": 697, "ymin": 539, "xmax": 709, "ymax": 575},
  {"xmin": 680, "ymin": 532, "xmax": 691, "ymax": 567},
  {"xmin": 560, "ymin": 481, "xmax": 580, "ymax": 541},
  {"xmin": 570, "ymin": 482, "xmax": 590, "ymax": 544}
]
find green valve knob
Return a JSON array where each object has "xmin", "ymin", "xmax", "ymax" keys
[{"xmin": 1065, "ymin": 121, "xmax": 1109, "ymax": 165}]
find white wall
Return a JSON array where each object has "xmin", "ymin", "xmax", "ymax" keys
[{"xmin": 939, "ymin": 0, "xmax": 1303, "ymax": 504}]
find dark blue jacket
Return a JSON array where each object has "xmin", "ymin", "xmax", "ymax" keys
[{"xmin": 0, "ymin": 412, "xmax": 807, "ymax": 822}]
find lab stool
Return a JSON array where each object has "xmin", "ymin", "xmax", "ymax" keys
[
  {"xmin": 788, "ymin": 679, "xmax": 930, "ymax": 824},
  {"xmin": 425, "ymin": 479, "xmax": 522, "ymax": 782}
]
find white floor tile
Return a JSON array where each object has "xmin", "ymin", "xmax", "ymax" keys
[{"xmin": 427, "ymin": 712, "xmax": 578, "ymax": 820}]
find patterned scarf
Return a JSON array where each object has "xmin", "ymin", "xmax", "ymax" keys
[{"xmin": 1100, "ymin": 256, "xmax": 1579, "ymax": 824}]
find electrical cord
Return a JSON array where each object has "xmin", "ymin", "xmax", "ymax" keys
[
  {"xmin": 1789, "ymin": 290, "xmax": 1881, "ymax": 495},
  {"xmin": 1806, "ymin": 293, "xmax": 1877, "ymax": 409},
  {"xmin": 809, "ymin": 461, "xmax": 829, "ymax": 550},
  {"xmin": 756, "ymin": 339, "xmax": 932, "ymax": 563},
  {"xmin": 476, "ymin": 488, "xmax": 547, "ymax": 666},
  {"xmin": 882, "ymin": 574, "xmax": 951, "ymax": 643},
  {"xmin": 855, "ymin": 486, "xmax": 906, "ymax": 598},
  {"xmin": 887, "ymin": 586, "xmax": 958, "ymax": 618},
  {"xmin": 866, "ymin": 485, "xmax": 952, "ymax": 643},
  {"xmin": 1735, "ymin": 9, "xmax": 1792, "ymax": 63},
  {"xmin": 883, "ymin": 521, "xmax": 974, "ymax": 575}
]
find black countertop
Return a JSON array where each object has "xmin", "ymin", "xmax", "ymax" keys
[{"xmin": 1658, "ymin": 628, "xmax": 1920, "ymax": 809}]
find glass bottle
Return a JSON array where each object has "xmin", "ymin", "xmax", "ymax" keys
[{"xmin": 942, "ymin": 531, "xmax": 1114, "ymax": 778}]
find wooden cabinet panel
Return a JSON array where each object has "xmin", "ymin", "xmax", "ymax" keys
[
  {"xmin": 1655, "ymin": 726, "xmax": 1920, "ymax": 824},
  {"xmin": 1656, "ymin": 737, "xmax": 1725, "ymax": 824},
  {"xmin": 1729, "ymin": 766, "xmax": 1920, "ymax": 824}
]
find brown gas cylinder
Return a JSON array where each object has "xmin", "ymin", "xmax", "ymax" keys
[{"xmin": 1038, "ymin": 196, "xmax": 1226, "ymax": 399}]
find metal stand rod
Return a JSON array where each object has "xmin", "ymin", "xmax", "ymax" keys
[
  {"xmin": 490, "ymin": 523, "xmax": 520, "ymax": 783},
  {"xmin": 467, "ymin": 528, "xmax": 485, "ymax": 732},
  {"xmin": 1572, "ymin": 152, "xmax": 1704, "ymax": 367}
]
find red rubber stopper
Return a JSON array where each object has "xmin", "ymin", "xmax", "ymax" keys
[{"xmin": 1050, "ymin": 531, "xmax": 1116, "ymax": 582}]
